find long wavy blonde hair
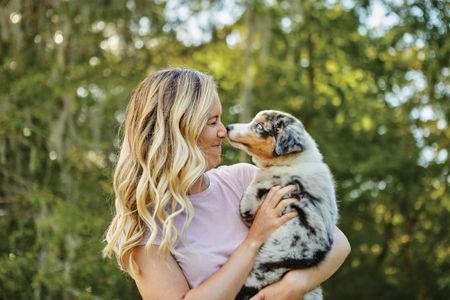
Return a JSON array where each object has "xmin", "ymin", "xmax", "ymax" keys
[{"xmin": 103, "ymin": 68, "xmax": 216, "ymax": 277}]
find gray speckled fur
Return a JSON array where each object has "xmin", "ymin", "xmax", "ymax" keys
[{"xmin": 228, "ymin": 110, "xmax": 338, "ymax": 300}]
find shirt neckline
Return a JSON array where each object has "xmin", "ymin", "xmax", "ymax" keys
[{"xmin": 188, "ymin": 171, "xmax": 215, "ymax": 200}]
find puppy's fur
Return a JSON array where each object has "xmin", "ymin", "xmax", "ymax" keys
[{"xmin": 227, "ymin": 110, "xmax": 338, "ymax": 300}]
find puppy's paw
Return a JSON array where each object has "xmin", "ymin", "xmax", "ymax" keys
[
  {"xmin": 240, "ymin": 210, "xmax": 254, "ymax": 226},
  {"xmin": 240, "ymin": 199, "xmax": 258, "ymax": 220}
]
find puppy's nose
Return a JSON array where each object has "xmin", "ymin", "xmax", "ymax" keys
[{"xmin": 226, "ymin": 125, "xmax": 234, "ymax": 132}]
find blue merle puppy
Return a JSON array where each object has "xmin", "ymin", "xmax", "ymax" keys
[{"xmin": 227, "ymin": 110, "xmax": 338, "ymax": 300}]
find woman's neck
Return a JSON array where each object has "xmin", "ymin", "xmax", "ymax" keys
[{"xmin": 187, "ymin": 174, "xmax": 207, "ymax": 195}]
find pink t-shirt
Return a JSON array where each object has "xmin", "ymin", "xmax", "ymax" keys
[{"xmin": 141, "ymin": 163, "xmax": 257, "ymax": 288}]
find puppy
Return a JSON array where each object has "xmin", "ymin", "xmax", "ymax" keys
[{"xmin": 227, "ymin": 110, "xmax": 338, "ymax": 300}]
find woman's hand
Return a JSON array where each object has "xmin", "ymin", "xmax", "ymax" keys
[
  {"xmin": 250, "ymin": 227, "xmax": 351, "ymax": 300},
  {"xmin": 245, "ymin": 185, "xmax": 299, "ymax": 249}
]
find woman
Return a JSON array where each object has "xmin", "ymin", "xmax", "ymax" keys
[{"xmin": 103, "ymin": 68, "xmax": 350, "ymax": 300}]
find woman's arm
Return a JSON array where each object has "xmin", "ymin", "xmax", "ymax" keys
[
  {"xmin": 250, "ymin": 227, "xmax": 351, "ymax": 300},
  {"xmin": 133, "ymin": 245, "xmax": 190, "ymax": 299},
  {"xmin": 133, "ymin": 240, "xmax": 263, "ymax": 300},
  {"xmin": 134, "ymin": 185, "xmax": 299, "ymax": 300}
]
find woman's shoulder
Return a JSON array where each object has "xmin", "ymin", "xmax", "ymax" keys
[
  {"xmin": 208, "ymin": 163, "xmax": 258, "ymax": 187},
  {"xmin": 212, "ymin": 163, "xmax": 258, "ymax": 176},
  {"xmin": 205, "ymin": 163, "xmax": 258, "ymax": 203}
]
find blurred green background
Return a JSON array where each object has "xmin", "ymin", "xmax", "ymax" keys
[{"xmin": 0, "ymin": 0, "xmax": 448, "ymax": 299}]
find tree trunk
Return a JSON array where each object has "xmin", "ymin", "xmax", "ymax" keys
[
  {"xmin": 238, "ymin": 3, "xmax": 257, "ymax": 162},
  {"xmin": 239, "ymin": 4, "xmax": 256, "ymax": 124}
]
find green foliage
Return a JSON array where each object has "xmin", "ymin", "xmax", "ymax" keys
[{"xmin": 1, "ymin": 0, "xmax": 448, "ymax": 299}]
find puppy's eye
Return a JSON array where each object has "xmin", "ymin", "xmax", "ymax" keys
[{"xmin": 255, "ymin": 123, "xmax": 264, "ymax": 131}]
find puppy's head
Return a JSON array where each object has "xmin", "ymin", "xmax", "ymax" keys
[{"xmin": 227, "ymin": 110, "xmax": 315, "ymax": 166}]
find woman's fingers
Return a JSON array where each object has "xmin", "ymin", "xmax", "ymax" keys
[
  {"xmin": 279, "ymin": 211, "xmax": 298, "ymax": 223},
  {"xmin": 275, "ymin": 198, "xmax": 299, "ymax": 225},
  {"xmin": 247, "ymin": 186, "xmax": 300, "ymax": 247},
  {"xmin": 265, "ymin": 185, "xmax": 297, "ymax": 208},
  {"xmin": 263, "ymin": 185, "xmax": 281, "ymax": 208},
  {"xmin": 275, "ymin": 198, "xmax": 298, "ymax": 216}
]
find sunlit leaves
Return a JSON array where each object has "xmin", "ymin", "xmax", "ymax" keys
[{"xmin": 0, "ymin": 0, "xmax": 448, "ymax": 299}]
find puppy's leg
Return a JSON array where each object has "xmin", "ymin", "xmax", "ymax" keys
[
  {"xmin": 239, "ymin": 187, "xmax": 265, "ymax": 226},
  {"xmin": 236, "ymin": 263, "xmax": 288, "ymax": 300}
]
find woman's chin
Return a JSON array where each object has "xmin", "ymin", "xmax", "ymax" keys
[{"xmin": 206, "ymin": 157, "xmax": 221, "ymax": 170}]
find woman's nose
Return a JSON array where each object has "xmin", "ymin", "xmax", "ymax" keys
[{"xmin": 218, "ymin": 122, "xmax": 227, "ymax": 138}]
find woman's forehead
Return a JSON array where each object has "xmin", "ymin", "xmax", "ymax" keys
[{"xmin": 209, "ymin": 95, "xmax": 222, "ymax": 116}]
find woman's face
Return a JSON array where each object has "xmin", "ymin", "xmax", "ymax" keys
[{"xmin": 198, "ymin": 95, "xmax": 227, "ymax": 171}]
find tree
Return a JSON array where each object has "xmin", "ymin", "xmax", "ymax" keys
[{"xmin": 1, "ymin": 0, "xmax": 448, "ymax": 299}]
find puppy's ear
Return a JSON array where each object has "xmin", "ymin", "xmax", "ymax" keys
[{"xmin": 274, "ymin": 122, "xmax": 304, "ymax": 156}]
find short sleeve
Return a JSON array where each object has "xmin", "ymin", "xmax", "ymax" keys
[
  {"xmin": 234, "ymin": 163, "xmax": 258, "ymax": 191},
  {"xmin": 138, "ymin": 226, "xmax": 162, "ymax": 246},
  {"xmin": 137, "ymin": 210, "xmax": 164, "ymax": 246},
  {"xmin": 213, "ymin": 163, "xmax": 258, "ymax": 198},
  {"xmin": 138, "ymin": 163, "xmax": 258, "ymax": 247}
]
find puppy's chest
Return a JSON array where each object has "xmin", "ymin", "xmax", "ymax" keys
[{"xmin": 248, "ymin": 169, "xmax": 304, "ymax": 200}]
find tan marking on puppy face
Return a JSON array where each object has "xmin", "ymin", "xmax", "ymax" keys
[
  {"xmin": 253, "ymin": 114, "xmax": 266, "ymax": 123},
  {"xmin": 236, "ymin": 133, "xmax": 276, "ymax": 159},
  {"xmin": 228, "ymin": 113, "xmax": 277, "ymax": 159}
]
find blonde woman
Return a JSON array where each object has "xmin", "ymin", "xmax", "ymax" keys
[{"xmin": 103, "ymin": 68, "xmax": 350, "ymax": 300}]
